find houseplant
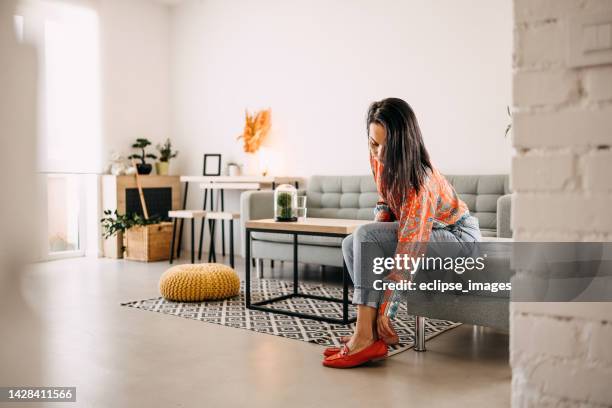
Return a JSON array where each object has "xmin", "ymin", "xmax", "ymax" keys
[
  {"xmin": 128, "ymin": 138, "xmax": 157, "ymax": 175},
  {"xmin": 101, "ymin": 210, "xmax": 172, "ymax": 261},
  {"xmin": 156, "ymin": 139, "xmax": 178, "ymax": 175},
  {"xmin": 274, "ymin": 184, "xmax": 297, "ymax": 221},
  {"xmin": 100, "ymin": 210, "xmax": 160, "ymax": 240},
  {"xmin": 505, "ymin": 106, "xmax": 512, "ymax": 138}
]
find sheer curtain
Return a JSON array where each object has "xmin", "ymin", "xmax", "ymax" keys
[
  {"xmin": 40, "ymin": 1, "xmax": 101, "ymax": 173},
  {"xmin": 17, "ymin": 0, "xmax": 102, "ymax": 258}
]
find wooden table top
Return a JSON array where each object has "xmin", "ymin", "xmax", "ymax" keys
[
  {"xmin": 181, "ymin": 175, "xmax": 275, "ymax": 183},
  {"xmin": 180, "ymin": 175, "xmax": 302, "ymax": 183},
  {"xmin": 245, "ymin": 218, "xmax": 372, "ymax": 235}
]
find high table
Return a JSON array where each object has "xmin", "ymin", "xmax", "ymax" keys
[
  {"xmin": 176, "ymin": 176, "xmax": 301, "ymax": 261},
  {"xmin": 245, "ymin": 218, "xmax": 371, "ymax": 325}
]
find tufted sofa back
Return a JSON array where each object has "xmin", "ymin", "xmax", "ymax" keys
[
  {"xmin": 306, "ymin": 176, "xmax": 378, "ymax": 221},
  {"xmin": 306, "ymin": 174, "xmax": 510, "ymax": 237},
  {"xmin": 444, "ymin": 175, "xmax": 510, "ymax": 237}
]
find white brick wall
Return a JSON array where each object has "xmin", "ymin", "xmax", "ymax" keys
[
  {"xmin": 512, "ymin": 152, "xmax": 575, "ymax": 191},
  {"xmin": 513, "ymin": 108, "xmax": 612, "ymax": 148},
  {"xmin": 588, "ymin": 323, "xmax": 612, "ymax": 365},
  {"xmin": 584, "ymin": 150, "xmax": 612, "ymax": 192},
  {"xmin": 512, "ymin": 0, "xmax": 612, "ymax": 406},
  {"xmin": 514, "ymin": 69, "xmax": 580, "ymax": 106},
  {"xmin": 513, "ymin": 193, "xmax": 612, "ymax": 233},
  {"xmin": 584, "ymin": 67, "xmax": 612, "ymax": 102},
  {"xmin": 514, "ymin": 22, "xmax": 566, "ymax": 68}
]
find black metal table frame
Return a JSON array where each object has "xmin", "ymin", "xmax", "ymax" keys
[{"xmin": 245, "ymin": 227, "xmax": 356, "ymax": 325}]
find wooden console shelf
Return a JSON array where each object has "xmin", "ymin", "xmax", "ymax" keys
[{"xmin": 101, "ymin": 175, "xmax": 181, "ymax": 259}]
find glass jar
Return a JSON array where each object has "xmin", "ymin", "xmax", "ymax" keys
[{"xmin": 274, "ymin": 184, "xmax": 297, "ymax": 222}]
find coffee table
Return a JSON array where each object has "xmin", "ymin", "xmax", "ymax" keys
[{"xmin": 245, "ymin": 218, "xmax": 371, "ymax": 324}]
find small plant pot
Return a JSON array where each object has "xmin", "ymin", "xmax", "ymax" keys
[
  {"xmin": 155, "ymin": 161, "xmax": 169, "ymax": 175},
  {"xmin": 136, "ymin": 163, "xmax": 153, "ymax": 175}
]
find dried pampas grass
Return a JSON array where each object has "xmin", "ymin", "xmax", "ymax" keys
[{"xmin": 237, "ymin": 108, "xmax": 271, "ymax": 153}]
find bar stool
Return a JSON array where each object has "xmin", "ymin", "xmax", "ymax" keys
[
  {"xmin": 168, "ymin": 210, "xmax": 206, "ymax": 264},
  {"xmin": 204, "ymin": 212, "xmax": 240, "ymax": 268}
]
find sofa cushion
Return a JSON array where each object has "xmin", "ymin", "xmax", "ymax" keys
[
  {"xmin": 481, "ymin": 229, "xmax": 497, "ymax": 238},
  {"xmin": 307, "ymin": 176, "xmax": 378, "ymax": 221},
  {"xmin": 251, "ymin": 232, "xmax": 343, "ymax": 247}
]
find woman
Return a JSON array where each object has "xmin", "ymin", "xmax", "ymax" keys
[{"xmin": 323, "ymin": 98, "xmax": 481, "ymax": 369}]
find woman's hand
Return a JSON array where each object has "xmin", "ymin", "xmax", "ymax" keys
[{"xmin": 376, "ymin": 314, "xmax": 399, "ymax": 344}]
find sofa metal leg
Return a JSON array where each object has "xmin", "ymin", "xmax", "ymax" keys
[
  {"xmin": 414, "ymin": 316, "xmax": 427, "ymax": 352},
  {"xmin": 256, "ymin": 258, "xmax": 264, "ymax": 278}
]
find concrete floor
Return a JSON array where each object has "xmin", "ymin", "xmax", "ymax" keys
[{"xmin": 0, "ymin": 254, "xmax": 511, "ymax": 408}]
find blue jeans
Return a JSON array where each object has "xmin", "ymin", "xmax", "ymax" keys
[{"xmin": 342, "ymin": 215, "xmax": 482, "ymax": 309}]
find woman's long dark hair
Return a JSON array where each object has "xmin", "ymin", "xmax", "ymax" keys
[{"xmin": 367, "ymin": 98, "xmax": 432, "ymax": 196}]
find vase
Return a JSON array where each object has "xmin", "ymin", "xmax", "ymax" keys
[
  {"xmin": 228, "ymin": 164, "xmax": 241, "ymax": 177},
  {"xmin": 155, "ymin": 162, "xmax": 169, "ymax": 175}
]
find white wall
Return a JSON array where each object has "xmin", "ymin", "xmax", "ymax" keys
[
  {"xmin": 19, "ymin": 0, "xmax": 172, "ymax": 173},
  {"xmin": 170, "ymin": 0, "xmax": 513, "ymax": 182},
  {"xmin": 94, "ymin": 0, "xmax": 172, "ymax": 256},
  {"xmin": 99, "ymin": 0, "xmax": 171, "ymax": 167}
]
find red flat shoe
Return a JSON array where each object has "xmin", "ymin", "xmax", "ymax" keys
[
  {"xmin": 323, "ymin": 346, "xmax": 342, "ymax": 357},
  {"xmin": 323, "ymin": 336, "xmax": 351, "ymax": 357},
  {"xmin": 322, "ymin": 340, "xmax": 388, "ymax": 368},
  {"xmin": 323, "ymin": 335, "xmax": 398, "ymax": 357}
]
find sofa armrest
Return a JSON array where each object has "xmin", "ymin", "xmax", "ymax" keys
[
  {"xmin": 497, "ymin": 194, "xmax": 512, "ymax": 239},
  {"xmin": 240, "ymin": 190, "xmax": 274, "ymax": 257}
]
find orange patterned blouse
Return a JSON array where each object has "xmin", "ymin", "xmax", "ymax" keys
[{"xmin": 370, "ymin": 154, "xmax": 470, "ymax": 317}]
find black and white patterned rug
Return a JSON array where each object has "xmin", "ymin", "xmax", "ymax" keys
[{"xmin": 121, "ymin": 279, "xmax": 460, "ymax": 357}]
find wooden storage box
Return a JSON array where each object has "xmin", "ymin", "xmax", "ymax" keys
[
  {"xmin": 124, "ymin": 222, "xmax": 174, "ymax": 262},
  {"xmin": 101, "ymin": 175, "xmax": 181, "ymax": 259}
]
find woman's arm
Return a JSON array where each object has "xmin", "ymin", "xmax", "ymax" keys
[{"xmin": 378, "ymin": 189, "xmax": 435, "ymax": 318}]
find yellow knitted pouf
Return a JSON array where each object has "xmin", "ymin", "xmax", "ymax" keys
[{"xmin": 159, "ymin": 263, "xmax": 240, "ymax": 302}]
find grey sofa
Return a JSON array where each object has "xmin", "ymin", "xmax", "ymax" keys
[{"xmin": 241, "ymin": 175, "xmax": 512, "ymax": 344}]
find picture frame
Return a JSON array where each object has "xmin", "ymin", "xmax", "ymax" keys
[{"xmin": 203, "ymin": 154, "xmax": 222, "ymax": 176}]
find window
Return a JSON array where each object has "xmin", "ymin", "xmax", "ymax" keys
[
  {"xmin": 17, "ymin": 1, "xmax": 101, "ymax": 259},
  {"xmin": 47, "ymin": 174, "xmax": 81, "ymax": 254}
]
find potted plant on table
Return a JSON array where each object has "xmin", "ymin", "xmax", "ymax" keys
[
  {"xmin": 128, "ymin": 138, "xmax": 157, "ymax": 175},
  {"xmin": 156, "ymin": 139, "xmax": 178, "ymax": 175},
  {"xmin": 274, "ymin": 184, "xmax": 297, "ymax": 222}
]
